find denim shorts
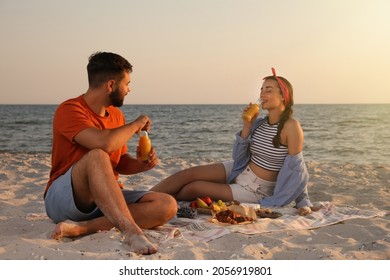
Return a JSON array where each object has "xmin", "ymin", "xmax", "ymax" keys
[
  {"xmin": 44, "ymin": 166, "xmax": 150, "ymax": 223},
  {"xmin": 223, "ymin": 161, "xmax": 275, "ymax": 204}
]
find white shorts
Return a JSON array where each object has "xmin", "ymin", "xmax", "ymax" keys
[{"xmin": 223, "ymin": 161, "xmax": 275, "ymax": 204}]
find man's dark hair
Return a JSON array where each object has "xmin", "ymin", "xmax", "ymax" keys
[{"xmin": 87, "ymin": 52, "xmax": 133, "ymax": 88}]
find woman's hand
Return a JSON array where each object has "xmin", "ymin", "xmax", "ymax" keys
[
  {"xmin": 242, "ymin": 102, "xmax": 259, "ymax": 125},
  {"xmin": 240, "ymin": 103, "xmax": 258, "ymax": 139}
]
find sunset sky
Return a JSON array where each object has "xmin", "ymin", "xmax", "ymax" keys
[{"xmin": 1, "ymin": 0, "xmax": 389, "ymax": 104}]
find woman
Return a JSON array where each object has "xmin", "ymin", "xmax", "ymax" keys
[{"xmin": 151, "ymin": 68, "xmax": 314, "ymax": 215}]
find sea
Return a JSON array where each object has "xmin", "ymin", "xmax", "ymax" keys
[{"xmin": 1, "ymin": 104, "xmax": 389, "ymax": 165}]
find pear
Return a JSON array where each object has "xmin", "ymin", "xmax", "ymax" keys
[{"xmin": 196, "ymin": 198, "xmax": 209, "ymax": 209}]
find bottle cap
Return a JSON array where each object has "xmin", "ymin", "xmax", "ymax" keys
[{"xmin": 139, "ymin": 130, "xmax": 148, "ymax": 137}]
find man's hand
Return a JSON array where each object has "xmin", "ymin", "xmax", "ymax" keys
[
  {"xmin": 116, "ymin": 149, "xmax": 159, "ymax": 175},
  {"xmin": 133, "ymin": 115, "xmax": 152, "ymax": 134},
  {"xmin": 136, "ymin": 146, "xmax": 159, "ymax": 171}
]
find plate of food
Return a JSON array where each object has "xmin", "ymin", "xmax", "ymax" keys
[{"xmin": 211, "ymin": 204, "xmax": 257, "ymax": 225}]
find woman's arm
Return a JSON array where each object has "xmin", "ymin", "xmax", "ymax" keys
[
  {"xmin": 282, "ymin": 118, "xmax": 304, "ymax": 156},
  {"xmin": 259, "ymin": 152, "xmax": 312, "ymax": 208},
  {"xmin": 260, "ymin": 119, "xmax": 312, "ymax": 209}
]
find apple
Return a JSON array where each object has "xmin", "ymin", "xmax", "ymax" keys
[
  {"xmin": 201, "ymin": 196, "xmax": 213, "ymax": 206},
  {"xmin": 189, "ymin": 201, "xmax": 198, "ymax": 208}
]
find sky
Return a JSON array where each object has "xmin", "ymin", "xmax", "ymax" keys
[{"xmin": 0, "ymin": 0, "xmax": 389, "ymax": 105}]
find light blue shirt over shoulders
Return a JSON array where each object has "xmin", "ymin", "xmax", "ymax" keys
[{"xmin": 227, "ymin": 117, "xmax": 312, "ymax": 209}]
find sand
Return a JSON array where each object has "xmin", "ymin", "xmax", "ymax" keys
[{"xmin": 0, "ymin": 152, "xmax": 389, "ymax": 261}]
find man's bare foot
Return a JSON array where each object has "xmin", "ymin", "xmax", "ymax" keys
[
  {"xmin": 51, "ymin": 221, "xmax": 81, "ymax": 239},
  {"xmin": 125, "ymin": 234, "xmax": 158, "ymax": 255},
  {"xmin": 51, "ymin": 221, "xmax": 157, "ymax": 255}
]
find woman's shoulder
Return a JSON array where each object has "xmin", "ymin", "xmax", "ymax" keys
[
  {"xmin": 285, "ymin": 117, "xmax": 301, "ymax": 129},
  {"xmin": 283, "ymin": 117, "xmax": 304, "ymax": 153},
  {"xmin": 283, "ymin": 117, "xmax": 303, "ymax": 138}
]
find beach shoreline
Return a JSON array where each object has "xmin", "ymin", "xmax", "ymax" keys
[{"xmin": 0, "ymin": 152, "xmax": 389, "ymax": 260}]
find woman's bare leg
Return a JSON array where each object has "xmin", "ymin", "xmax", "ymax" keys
[
  {"xmin": 175, "ymin": 181, "xmax": 234, "ymax": 202},
  {"xmin": 150, "ymin": 163, "xmax": 227, "ymax": 196}
]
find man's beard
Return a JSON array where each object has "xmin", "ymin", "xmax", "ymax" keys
[{"xmin": 109, "ymin": 88, "xmax": 124, "ymax": 107}]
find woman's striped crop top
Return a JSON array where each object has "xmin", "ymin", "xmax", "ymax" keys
[{"xmin": 249, "ymin": 119, "xmax": 288, "ymax": 172}]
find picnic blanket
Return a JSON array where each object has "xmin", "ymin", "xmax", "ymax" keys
[{"xmin": 144, "ymin": 201, "xmax": 388, "ymax": 243}]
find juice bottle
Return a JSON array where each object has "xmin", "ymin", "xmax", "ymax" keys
[
  {"xmin": 242, "ymin": 99, "xmax": 261, "ymax": 122},
  {"xmin": 139, "ymin": 131, "xmax": 151, "ymax": 161}
]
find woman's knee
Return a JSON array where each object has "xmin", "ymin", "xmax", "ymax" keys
[{"xmin": 177, "ymin": 182, "xmax": 204, "ymax": 199}]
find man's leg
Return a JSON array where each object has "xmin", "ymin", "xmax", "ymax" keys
[
  {"xmin": 66, "ymin": 149, "xmax": 176, "ymax": 255},
  {"xmin": 52, "ymin": 192, "xmax": 177, "ymax": 238}
]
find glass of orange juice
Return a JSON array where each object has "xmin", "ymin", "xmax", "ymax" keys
[{"xmin": 242, "ymin": 99, "xmax": 260, "ymax": 122}]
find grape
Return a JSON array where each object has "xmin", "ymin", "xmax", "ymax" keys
[{"xmin": 177, "ymin": 206, "xmax": 198, "ymax": 219}]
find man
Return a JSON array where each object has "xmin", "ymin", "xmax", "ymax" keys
[{"xmin": 44, "ymin": 52, "xmax": 177, "ymax": 255}]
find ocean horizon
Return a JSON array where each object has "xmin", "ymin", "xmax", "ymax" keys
[{"xmin": 1, "ymin": 104, "xmax": 389, "ymax": 165}]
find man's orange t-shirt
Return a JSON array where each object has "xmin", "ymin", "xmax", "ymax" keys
[{"xmin": 45, "ymin": 95, "xmax": 128, "ymax": 195}]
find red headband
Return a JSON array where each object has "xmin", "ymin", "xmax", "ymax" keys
[{"xmin": 264, "ymin": 67, "xmax": 290, "ymax": 106}]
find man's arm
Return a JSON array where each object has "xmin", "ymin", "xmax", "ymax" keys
[{"xmin": 74, "ymin": 115, "xmax": 151, "ymax": 154}]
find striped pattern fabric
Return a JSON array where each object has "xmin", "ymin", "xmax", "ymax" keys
[{"xmin": 250, "ymin": 120, "xmax": 288, "ymax": 171}]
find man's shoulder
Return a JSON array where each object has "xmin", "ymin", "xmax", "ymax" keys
[
  {"xmin": 58, "ymin": 95, "xmax": 84, "ymax": 107},
  {"xmin": 107, "ymin": 105, "xmax": 124, "ymax": 118},
  {"xmin": 56, "ymin": 96, "xmax": 86, "ymax": 112}
]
